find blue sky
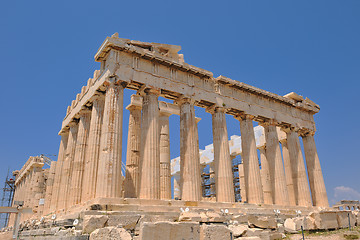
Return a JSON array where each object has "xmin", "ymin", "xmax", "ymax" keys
[{"xmin": 0, "ymin": 1, "xmax": 359, "ymax": 206}]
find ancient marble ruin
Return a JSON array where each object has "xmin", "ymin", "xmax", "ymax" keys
[
  {"xmin": 3, "ymin": 33, "xmax": 350, "ymax": 240},
  {"xmin": 50, "ymin": 32, "xmax": 328, "ymax": 209}
]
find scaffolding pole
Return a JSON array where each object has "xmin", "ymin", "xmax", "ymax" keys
[{"xmin": 0, "ymin": 169, "xmax": 15, "ymax": 229}]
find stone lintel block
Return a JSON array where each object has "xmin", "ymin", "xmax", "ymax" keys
[
  {"xmin": 200, "ymin": 224, "xmax": 231, "ymax": 240},
  {"xmin": 90, "ymin": 226, "xmax": 131, "ymax": 240},
  {"xmin": 336, "ymin": 211, "xmax": 356, "ymax": 228},
  {"xmin": 106, "ymin": 214, "xmax": 141, "ymax": 230},
  {"xmin": 82, "ymin": 215, "xmax": 109, "ymax": 234},
  {"xmin": 248, "ymin": 215, "xmax": 277, "ymax": 229},
  {"xmin": 139, "ymin": 221, "xmax": 200, "ymax": 240}
]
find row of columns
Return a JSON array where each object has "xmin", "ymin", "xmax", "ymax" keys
[
  {"xmin": 48, "ymin": 80, "xmax": 328, "ymax": 212},
  {"xmin": 50, "ymin": 80, "xmax": 124, "ymax": 211},
  {"xmin": 11, "ymin": 160, "xmax": 47, "ymax": 223},
  {"xmin": 173, "ymin": 110, "xmax": 328, "ymax": 208}
]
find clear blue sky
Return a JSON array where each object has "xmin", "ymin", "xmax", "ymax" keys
[{"xmin": 1, "ymin": 1, "xmax": 359, "ymax": 205}]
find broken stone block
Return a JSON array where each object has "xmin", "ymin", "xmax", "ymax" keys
[
  {"xmin": 354, "ymin": 211, "xmax": 360, "ymax": 226},
  {"xmin": 269, "ymin": 232, "xmax": 283, "ymax": 240},
  {"xmin": 139, "ymin": 221, "xmax": 200, "ymax": 240},
  {"xmin": 90, "ymin": 226, "xmax": 131, "ymax": 240},
  {"xmin": 336, "ymin": 211, "xmax": 356, "ymax": 228},
  {"xmin": 245, "ymin": 227, "xmax": 264, "ymax": 236},
  {"xmin": 248, "ymin": 215, "xmax": 277, "ymax": 229},
  {"xmin": 82, "ymin": 215, "xmax": 108, "ymax": 234},
  {"xmin": 107, "ymin": 214, "xmax": 141, "ymax": 230},
  {"xmin": 228, "ymin": 224, "xmax": 248, "ymax": 237},
  {"xmin": 179, "ymin": 211, "xmax": 203, "ymax": 222},
  {"xmin": 303, "ymin": 216, "xmax": 316, "ymax": 230},
  {"xmin": 55, "ymin": 228, "xmax": 71, "ymax": 236},
  {"xmin": 200, "ymin": 224, "xmax": 231, "ymax": 240},
  {"xmin": 283, "ymin": 216, "xmax": 315, "ymax": 231},
  {"xmin": 310, "ymin": 211, "xmax": 338, "ymax": 230},
  {"xmin": 205, "ymin": 212, "xmax": 226, "ymax": 222},
  {"xmin": 284, "ymin": 217, "xmax": 303, "ymax": 232},
  {"xmin": 232, "ymin": 214, "xmax": 248, "ymax": 224},
  {"xmin": 245, "ymin": 228, "xmax": 281, "ymax": 240}
]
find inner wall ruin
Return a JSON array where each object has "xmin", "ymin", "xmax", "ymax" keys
[{"xmin": 4, "ymin": 33, "xmax": 344, "ymax": 239}]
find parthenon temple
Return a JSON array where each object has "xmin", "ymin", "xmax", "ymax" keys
[{"xmin": 4, "ymin": 33, "xmax": 336, "ymax": 239}]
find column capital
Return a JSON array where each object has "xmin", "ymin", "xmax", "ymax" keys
[
  {"xmin": 174, "ymin": 96, "xmax": 195, "ymax": 106},
  {"xmin": 68, "ymin": 120, "xmax": 79, "ymax": 128},
  {"xmin": 138, "ymin": 86, "xmax": 161, "ymax": 96},
  {"xmin": 59, "ymin": 128, "xmax": 70, "ymax": 136},
  {"xmin": 205, "ymin": 105, "xmax": 225, "ymax": 114},
  {"xmin": 79, "ymin": 107, "xmax": 92, "ymax": 116},
  {"xmin": 90, "ymin": 93, "xmax": 105, "ymax": 103},
  {"xmin": 259, "ymin": 119, "xmax": 278, "ymax": 127},
  {"xmin": 126, "ymin": 104, "xmax": 142, "ymax": 111},
  {"xmin": 104, "ymin": 75, "xmax": 128, "ymax": 87},
  {"xmin": 299, "ymin": 128, "xmax": 315, "ymax": 137},
  {"xmin": 234, "ymin": 113, "xmax": 255, "ymax": 121}
]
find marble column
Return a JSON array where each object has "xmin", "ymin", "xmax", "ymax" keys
[
  {"xmin": 33, "ymin": 169, "xmax": 46, "ymax": 216},
  {"xmin": 180, "ymin": 100, "xmax": 202, "ymax": 201},
  {"xmin": 69, "ymin": 110, "xmax": 91, "ymax": 206},
  {"xmin": 82, "ymin": 95, "xmax": 105, "ymax": 201},
  {"xmin": 159, "ymin": 112, "xmax": 172, "ymax": 200},
  {"xmin": 139, "ymin": 89, "xmax": 160, "ymax": 199},
  {"xmin": 284, "ymin": 128, "xmax": 312, "ymax": 207},
  {"xmin": 211, "ymin": 107, "xmax": 235, "ymax": 203},
  {"xmin": 238, "ymin": 115, "xmax": 264, "ymax": 204},
  {"xmin": 96, "ymin": 81, "xmax": 124, "ymax": 198},
  {"xmin": 238, "ymin": 162, "xmax": 246, "ymax": 202},
  {"xmin": 58, "ymin": 122, "xmax": 78, "ymax": 210},
  {"xmin": 43, "ymin": 161, "xmax": 57, "ymax": 214},
  {"xmin": 50, "ymin": 131, "xmax": 69, "ymax": 212},
  {"xmin": 124, "ymin": 104, "xmax": 142, "ymax": 198},
  {"xmin": 302, "ymin": 132, "xmax": 329, "ymax": 207},
  {"xmin": 259, "ymin": 146, "xmax": 273, "ymax": 205},
  {"xmin": 263, "ymin": 123, "xmax": 289, "ymax": 206},
  {"xmin": 280, "ymin": 138, "xmax": 296, "ymax": 206}
]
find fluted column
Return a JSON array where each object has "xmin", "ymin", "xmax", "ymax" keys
[
  {"xmin": 50, "ymin": 131, "xmax": 69, "ymax": 212},
  {"xmin": 33, "ymin": 169, "xmax": 46, "ymax": 216},
  {"xmin": 259, "ymin": 146, "xmax": 273, "ymax": 205},
  {"xmin": 58, "ymin": 122, "xmax": 78, "ymax": 210},
  {"xmin": 284, "ymin": 128, "xmax": 312, "ymax": 207},
  {"xmin": 124, "ymin": 104, "xmax": 142, "ymax": 198},
  {"xmin": 180, "ymin": 99, "xmax": 202, "ymax": 201},
  {"xmin": 263, "ymin": 123, "xmax": 289, "ymax": 206},
  {"xmin": 139, "ymin": 89, "xmax": 160, "ymax": 199},
  {"xmin": 301, "ymin": 131, "xmax": 329, "ymax": 207},
  {"xmin": 82, "ymin": 95, "xmax": 105, "ymax": 201},
  {"xmin": 238, "ymin": 162, "xmax": 246, "ymax": 202},
  {"xmin": 43, "ymin": 161, "xmax": 57, "ymax": 214},
  {"xmin": 159, "ymin": 112, "xmax": 172, "ymax": 200},
  {"xmin": 238, "ymin": 115, "xmax": 264, "ymax": 204},
  {"xmin": 280, "ymin": 138, "xmax": 296, "ymax": 206},
  {"xmin": 96, "ymin": 81, "xmax": 124, "ymax": 198},
  {"xmin": 69, "ymin": 110, "xmax": 91, "ymax": 206},
  {"xmin": 210, "ymin": 107, "xmax": 234, "ymax": 203}
]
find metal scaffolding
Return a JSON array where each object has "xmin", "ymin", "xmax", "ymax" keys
[{"xmin": 0, "ymin": 170, "xmax": 15, "ymax": 228}]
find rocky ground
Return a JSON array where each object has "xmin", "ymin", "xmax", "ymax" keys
[
  {"xmin": 0, "ymin": 209, "xmax": 358, "ymax": 239},
  {"xmin": 287, "ymin": 227, "xmax": 360, "ymax": 240}
]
